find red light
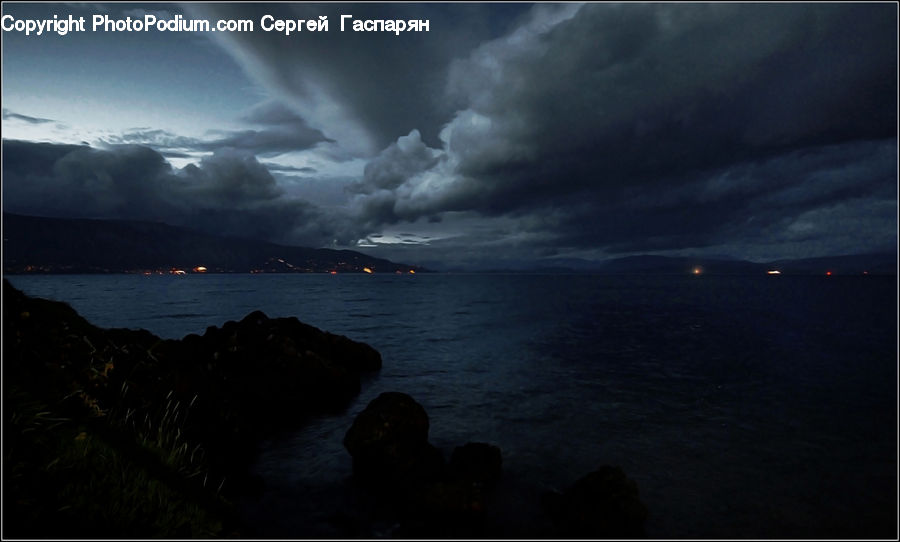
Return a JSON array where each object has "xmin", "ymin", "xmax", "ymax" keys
[{"xmin": 825, "ymin": 271, "xmax": 832, "ymax": 276}]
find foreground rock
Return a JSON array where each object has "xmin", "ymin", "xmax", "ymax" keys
[
  {"xmin": 542, "ymin": 465, "xmax": 649, "ymax": 537},
  {"xmin": 343, "ymin": 393, "xmax": 647, "ymax": 538},
  {"xmin": 157, "ymin": 310, "xmax": 381, "ymax": 469},
  {"xmin": 3, "ymin": 279, "xmax": 381, "ymax": 537},
  {"xmin": 343, "ymin": 392, "xmax": 445, "ymax": 490},
  {"xmin": 343, "ymin": 392, "xmax": 508, "ymax": 536}
]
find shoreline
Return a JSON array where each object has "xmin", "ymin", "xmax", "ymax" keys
[
  {"xmin": 3, "ymin": 278, "xmax": 381, "ymax": 537},
  {"xmin": 3, "ymin": 279, "xmax": 649, "ymax": 538}
]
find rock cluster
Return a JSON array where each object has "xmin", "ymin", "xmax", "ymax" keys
[
  {"xmin": 3, "ymin": 279, "xmax": 382, "ymax": 512},
  {"xmin": 155, "ymin": 310, "xmax": 382, "ymax": 466},
  {"xmin": 5, "ymin": 280, "xmax": 649, "ymax": 538},
  {"xmin": 343, "ymin": 391, "xmax": 444, "ymax": 489},
  {"xmin": 343, "ymin": 392, "xmax": 504, "ymax": 536},
  {"xmin": 343, "ymin": 392, "xmax": 646, "ymax": 538}
]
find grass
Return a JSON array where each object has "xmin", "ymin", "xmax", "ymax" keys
[
  {"xmin": 4, "ymin": 384, "xmax": 234, "ymax": 538},
  {"xmin": 3, "ymin": 278, "xmax": 378, "ymax": 537},
  {"xmin": 3, "ymin": 278, "xmax": 243, "ymax": 537}
]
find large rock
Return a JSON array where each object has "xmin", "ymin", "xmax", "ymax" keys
[
  {"xmin": 343, "ymin": 396, "xmax": 507, "ymax": 537},
  {"xmin": 343, "ymin": 392, "xmax": 445, "ymax": 489},
  {"xmin": 160, "ymin": 310, "xmax": 383, "ymax": 432},
  {"xmin": 218, "ymin": 310, "xmax": 382, "ymax": 372},
  {"xmin": 3, "ymin": 280, "xmax": 383, "ymax": 492},
  {"xmin": 542, "ymin": 465, "xmax": 648, "ymax": 538}
]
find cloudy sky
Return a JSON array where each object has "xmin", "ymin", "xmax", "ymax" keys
[{"xmin": 2, "ymin": 3, "xmax": 896, "ymax": 269}]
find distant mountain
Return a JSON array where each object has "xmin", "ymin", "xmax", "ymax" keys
[
  {"xmin": 7, "ymin": 213, "xmax": 892, "ymax": 276},
  {"xmin": 769, "ymin": 253, "xmax": 898, "ymax": 275},
  {"xmin": 2, "ymin": 214, "xmax": 426, "ymax": 274},
  {"xmin": 530, "ymin": 253, "xmax": 896, "ymax": 275}
]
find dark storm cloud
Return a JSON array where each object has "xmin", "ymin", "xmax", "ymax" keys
[
  {"xmin": 503, "ymin": 139, "xmax": 898, "ymax": 257},
  {"xmin": 199, "ymin": 127, "xmax": 328, "ymax": 155},
  {"xmin": 5, "ymin": 3, "xmax": 896, "ymax": 262},
  {"xmin": 2, "ymin": 140, "xmax": 360, "ymax": 247},
  {"xmin": 178, "ymin": 148, "xmax": 282, "ymax": 205},
  {"xmin": 3, "ymin": 140, "xmax": 176, "ymax": 220},
  {"xmin": 355, "ymin": 130, "xmax": 439, "ymax": 193},
  {"xmin": 347, "ymin": 129, "xmax": 442, "ymax": 225},
  {"xmin": 2, "ymin": 109, "xmax": 55, "ymax": 125},
  {"xmin": 185, "ymin": 3, "xmax": 531, "ymax": 153},
  {"xmin": 342, "ymin": 3, "xmax": 896, "ymax": 257},
  {"xmin": 108, "ymin": 104, "xmax": 330, "ymax": 156},
  {"xmin": 199, "ymin": 100, "xmax": 331, "ymax": 155}
]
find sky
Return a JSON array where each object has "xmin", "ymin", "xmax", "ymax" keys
[{"xmin": 2, "ymin": 2, "xmax": 897, "ymax": 270}]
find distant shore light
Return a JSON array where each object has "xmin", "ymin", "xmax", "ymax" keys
[
  {"xmin": 767, "ymin": 270, "xmax": 781, "ymax": 275},
  {"xmin": 363, "ymin": 267, "xmax": 373, "ymax": 274}
]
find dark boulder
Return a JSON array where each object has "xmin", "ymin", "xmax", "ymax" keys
[
  {"xmin": 542, "ymin": 465, "xmax": 648, "ymax": 538},
  {"xmin": 173, "ymin": 310, "xmax": 381, "ymax": 417},
  {"xmin": 232, "ymin": 311, "xmax": 382, "ymax": 372},
  {"xmin": 343, "ymin": 392, "xmax": 445, "ymax": 490},
  {"xmin": 143, "ymin": 310, "xmax": 385, "ymax": 476},
  {"xmin": 342, "ymin": 395, "xmax": 508, "ymax": 537},
  {"xmin": 3, "ymin": 280, "xmax": 383, "ymax": 498}
]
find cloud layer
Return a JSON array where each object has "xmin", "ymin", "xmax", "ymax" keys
[
  {"xmin": 2, "ymin": 3, "xmax": 896, "ymax": 266},
  {"xmin": 2, "ymin": 140, "xmax": 359, "ymax": 247},
  {"xmin": 344, "ymin": 3, "xmax": 897, "ymax": 259}
]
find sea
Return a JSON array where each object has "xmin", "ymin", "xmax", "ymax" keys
[{"xmin": 6, "ymin": 273, "xmax": 898, "ymax": 538}]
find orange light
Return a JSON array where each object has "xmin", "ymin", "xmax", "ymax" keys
[
  {"xmin": 825, "ymin": 271, "xmax": 832, "ymax": 276},
  {"xmin": 329, "ymin": 270, "xmax": 338, "ymax": 275},
  {"xmin": 409, "ymin": 269, "xmax": 416, "ymax": 274},
  {"xmin": 363, "ymin": 267, "xmax": 373, "ymax": 274},
  {"xmin": 192, "ymin": 266, "xmax": 207, "ymax": 273},
  {"xmin": 692, "ymin": 267, "xmax": 702, "ymax": 275},
  {"xmin": 767, "ymin": 270, "xmax": 781, "ymax": 275}
]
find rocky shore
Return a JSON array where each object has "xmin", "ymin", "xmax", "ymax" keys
[
  {"xmin": 4, "ymin": 279, "xmax": 380, "ymax": 537},
  {"xmin": 337, "ymin": 391, "xmax": 647, "ymax": 538},
  {"xmin": 3, "ymin": 279, "xmax": 647, "ymax": 538}
]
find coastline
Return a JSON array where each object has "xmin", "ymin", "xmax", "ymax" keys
[
  {"xmin": 3, "ymin": 278, "xmax": 381, "ymax": 537},
  {"xmin": 3, "ymin": 279, "xmax": 649, "ymax": 538}
]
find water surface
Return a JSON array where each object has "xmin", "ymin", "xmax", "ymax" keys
[{"xmin": 8, "ymin": 273, "xmax": 897, "ymax": 537}]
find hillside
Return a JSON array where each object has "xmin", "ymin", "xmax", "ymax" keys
[{"xmin": 2, "ymin": 213, "xmax": 425, "ymax": 274}]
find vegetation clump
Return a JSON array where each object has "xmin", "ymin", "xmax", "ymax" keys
[{"xmin": 3, "ymin": 279, "xmax": 380, "ymax": 538}]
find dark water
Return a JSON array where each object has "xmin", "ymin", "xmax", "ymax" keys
[{"xmin": 7, "ymin": 273, "xmax": 898, "ymax": 538}]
